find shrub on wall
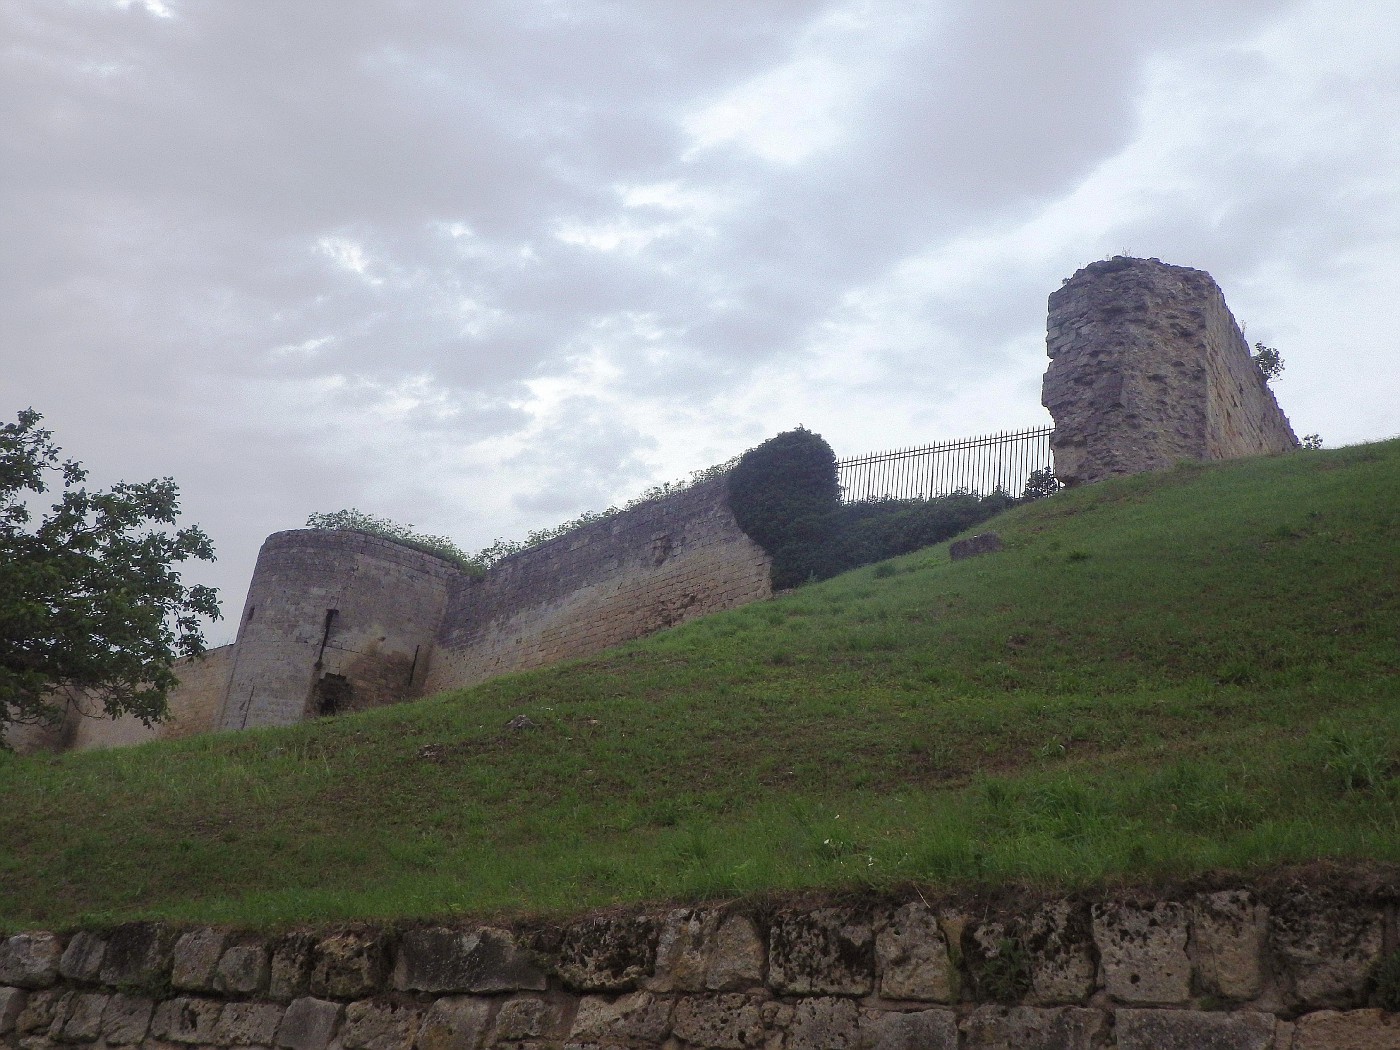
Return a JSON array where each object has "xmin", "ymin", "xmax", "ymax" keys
[{"xmin": 727, "ymin": 428, "xmax": 841, "ymax": 589}]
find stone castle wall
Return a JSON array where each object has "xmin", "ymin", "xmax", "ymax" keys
[
  {"xmin": 3, "ymin": 872, "xmax": 1396, "ymax": 1049},
  {"xmin": 424, "ymin": 477, "xmax": 770, "ymax": 693},
  {"xmin": 1043, "ymin": 256, "xmax": 1298, "ymax": 486}
]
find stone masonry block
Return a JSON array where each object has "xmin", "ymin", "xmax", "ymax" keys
[
  {"xmin": 1189, "ymin": 890, "xmax": 1267, "ymax": 1002},
  {"xmin": 341, "ymin": 1000, "xmax": 421, "ymax": 1050},
  {"xmin": 768, "ymin": 908, "xmax": 874, "ymax": 996},
  {"xmin": 1270, "ymin": 890, "xmax": 1384, "ymax": 1009},
  {"xmin": 650, "ymin": 910, "xmax": 710, "ymax": 993},
  {"xmin": 859, "ymin": 1008, "xmax": 957, "ymax": 1050},
  {"xmin": 1292, "ymin": 1008, "xmax": 1400, "ymax": 1050},
  {"xmin": 98, "ymin": 994, "xmax": 154, "ymax": 1046},
  {"xmin": 1, "ymin": 987, "xmax": 27, "ymax": 1035},
  {"xmin": 1114, "ymin": 1008, "xmax": 1276, "ymax": 1050},
  {"xmin": 58, "ymin": 934, "xmax": 107, "ymax": 984},
  {"xmin": 391, "ymin": 928, "xmax": 545, "ymax": 994},
  {"xmin": 275, "ymin": 997, "xmax": 342, "ymax": 1050},
  {"xmin": 1024, "ymin": 900, "xmax": 1096, "ymax": 1006},
  {"xmin": 99, "ymin": 924, "xmax": 175, "ymax": 990},
  {"xmin": 960, "ymin": 1005, "xmax": 1105, "ymax": 1050},
  {"xmin": 212, "ymin": 1002, "xmax": 284, "ymax": 1046},
  {"xmin": 671, "ymin": 994, "xmax": 765, "ymax": 1050},
  {"xmin": 171, "ymin": 929, "xmax": 230, "ymax": 992},
  {"xmin": 1091, "ymin": 901, "xmax": 1190, "ymax": 1004},
  {"xmin": 309, "ymin": 932, "xmax": 390, "ymax": 999},
  {"xmin": 705, "ymin": 914, "xmax": 764, "ymax": 991},
  {"xmin": 556, "ymin": 915, "xmax": 657, "ymax": 992},
  {"xmin": 414, "ymin": 996, "xmax": 491, "ymax": 1050},
  {"xmin": 51, "ymin": 992, "xmax": 108, "ymax": 1043},
  {"xmin": 876, "ymin": 902, "xmax": 955, "ymax": 1003},
  {"xmin": 213, "ymin": 943, "xmax": 271, "ymax": 996},
  {"xmin": 269, "ymin": 934, "xmax": 316, "ymax": 1002},
  {"xmin": 784, "ymin": 996, "xmax": 861, "ymax": 1050},
  {"xmin": 568, "ymin": 991, "xmax": 672, "ymax": 1044},
  {"xmin": 15, "ymin": 989, "xmax": 61, "ymax": 1034},
  {"xmin": 0, "ymin": 934, "xmax": 62, "ymax": 989},
  {"xmin": 490, "ymin": 997, "xmax": 557, "ymax": 1043},
  {"xmin": 150, "ymin": 997, "xmax": 223, "ymax": 1045}
]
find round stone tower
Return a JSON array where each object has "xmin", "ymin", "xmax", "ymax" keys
[{"xmin": 217, "ymin": 530, "xmax": 459, "ymax": 731}]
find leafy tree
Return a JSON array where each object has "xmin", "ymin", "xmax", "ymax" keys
[
  {"xmin": 0, "ymin": 409, "xmax": 219, "ymax": 740},
  {"xmin": 1251, "ymin": 342, "xmax": 1284, "ymax": 382},
  {"xmin": 1021, "ymin": 466, "xmax": 1061, "ymax": 499},
  {"xmin": 1301, "ymin": 433, "xmax": 1324, "ymax": 450}
]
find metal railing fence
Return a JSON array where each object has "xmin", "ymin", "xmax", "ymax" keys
[{"xmin": 836, "ymin": 425, "xmax": 1053, "ymax": 502}]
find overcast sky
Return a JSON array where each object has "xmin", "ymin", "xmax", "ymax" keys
[{"xmin": 4, "ymin": 0, "xmax": 1397, "ymax": 645}]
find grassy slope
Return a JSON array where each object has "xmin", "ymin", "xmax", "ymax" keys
[{"xmin": 1, "ymin": 442, "xmax": 1397, "ymax": 931}]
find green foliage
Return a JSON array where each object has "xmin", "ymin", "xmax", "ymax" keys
[
  {"xmin": 727, "ymin": 428, "xmax": 841, "ymax": 588},
  {"xmin": 306, "ymin": 508, "xmax": 486, "ymax": 573},
  {"xmin": 825, "ymin": 491, "xmax": 1016, "ymax": 574},
  {"xmin": 1369, "ymin": 950, "xmax": 1400, "ymax": 1010},
  {"xmin": 1022, "ymin": 466, "xmax": 1061, "ymax": 500},
  {"xmin": 1252, "ymin": 342, "xmax": 1284, "ymax": 381},
  {"xmin": 0, "ymin": 409, "xmax": 220, "ymax": 738},
  {"xmin": 1301, "ymin": 434, "xmax": 1324, "ymax": 450},
  {"xmin": 1312, "ymin": 719, "xmax": 1392, "ymax": 792}
]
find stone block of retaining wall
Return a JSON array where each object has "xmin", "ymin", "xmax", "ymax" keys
[
  {"xmin": 99, "ymin": 924, "xmax": 175, "ymax": 990},
  {"xmin": 57, "ymin": 936, "xmax": 106, "ymax": 985},
  {"xmin": 876, "ymin": 902, "xmax": 955, "ymax": 1003},
  {"xmin": 960, "ymin": 1005, "xmax": 1104, "ymax": 1050},
  {"xmin": 860, "ymin": 1008, "xmax": 958, "ymax": 1050},
  {"xmin": 309, "ymin": 932, "xmax": 390, "ymax": 1000},
  {"xmin": 268, "ymin": 934, "xmax": 317, "ymax": 1002},
  {"xmin": 569, "ymin": 991, "xmax": 672, "ymax": 1044},
  {"xmin": 671, "ymin": 993, "xmax": 766, "ymax": 1049},
  {"xmin": 782, "ymin": 996, "xmax": 861, "ymax": 1050},
  {"xmin": 1190, "ymin": 890, "xmax": 1268, "ymax": 1002},
  {"xmin": 50, "ymin": 991, "xmax": 109, "ymax": 1042},
  {"xmin": 214, "ymin": 943, "xmax": 271, "ymax": 996},
  {"xmin": 490, "ymin": 996, "xmax": 558, "ymax": 1043},
  {"xmin": 1024, "ymin": 900, "xmax": 1096, "ymax": 1005},
  {"xmin": 150, "ymin": 996, "xmax": 222, "ymax": 1045},
  {"xmin": 392, "ymin": 928, "xmax": 546, "ymax": 994},
  {"xmin": 415, "ymin": 996, "xmax": 492, "ymax": 1050},
  {"xmin": 171, "ymin": 929, "xmax": 230, "ymax": 992},
  {"xmin": 650, "ymin": 910, "xmax": 763, "ymax": 993},
  {"xmin": 1270, "ymin": 890, "xmax": 1385, "ymax": 1009},
  {"xmin": 0, "ymin": 987, "xmax": 26, "ymax": 1035},
  {"xmin": 768, "ymin": 908, "xmax": 874, "ymax": 996},
  {"xmin": 275, "ymin": 997, "xmax": 342, "ymax": 1050},
  {"xmin": 0, "ymin": 934, "xmax": 62, "ymax": 989},
  {"xmin": 556, "ymin": 915, "xmax": 657, "ymax": 992},
  {"xmin": 341, "ymin": 1000, "xmax": 422, "ymax": 1050},
  {"xmin": 1292, "ymin": 1009, "xmax": 1400, "ymax": 1049},
  {"xmin": 1115, "ymin": 1008, "xmax": 1276, "ymax": 1050},
  {"xmin": 212, "ymin": 1001, "xmax": 283, "ymax": 1046},
  {"xmin": 99, "ymin": 994, "xmax": 153, "ymax": 1046},
  {"xmin": 15, "ymin": 989, "xmax": 61, "ymax": 1034},
  {"xmin": 1091, "ymin": 901, "xmax": 1190, "ymax": 1004}
]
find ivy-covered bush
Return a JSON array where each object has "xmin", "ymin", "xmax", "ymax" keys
[{"xmin": 727, "ymin": 428, "xmax": 841, "ymax": 589}]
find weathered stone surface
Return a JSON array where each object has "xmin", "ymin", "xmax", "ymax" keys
[
  {"xmin": 568, "ymin": 992, "xmax": 671, "ymax": 1043},
  {"xmin": 171, "ymin": 930, "xmax": 230, "ymax": 992},
  {"xmin": 960, "ymin": 1005, "xmax": 1105, "ymax": 1050},
  {"xmin": 1024, "ymin": 900, "xmax": 1095, "ymax": 1006},
  {"xmin": 0, "ymin": 934, "xmax": 62, "ymax": 989},
  {"xmin": 876, "ymin": 903, "xmax": 954, "ymax": 1003},
  {"xmin": 58, "ymin": 934, "xmax": 107, "ymax": 984},
  {"xmin": 1042, "ymin": 256, "xmax": 1297, "ymax": 488},
  {"xmin": 1115, "ymin": 1008, "xmax": 1275, "ymax": 1050},
  {"xmin": 768, "ymin": 908, "xmax": 874, "ymax": 996},
  {"xmin": 268, "ymin": 934, "xmax": 316, "ymax": 1002},
  {"xmin": 1190, "ymin": 890, "xmax": 1267, "ymax": 1002},
  {"xmin": 490, "ymin": 997, "xmax": 557, "ymax": 1042},
  {"xmin": 99, "ymin": 994, "xmax": 154, "ymax": 1045},
  {"xmin": 705, "ymin": 915, "xmax": 764, "ymax": 991},
  {"xmin": 1091, "ymin": 901, "xmax": 1190, "ymax": 1004},
  {"xmin": 51, "ymin": 991, "xmax": 110, "ymax": 1043},
  {"xmin": 99, "ymin": 924, "xmax": 175, "ymax": 990},
  {"xmin": 1292, "ymin": 1008, "xmax": 1400, "ymax": 1050},
  {"xmin": 1, "ymin": 987, "xmax": 27, "ymax": 1035},
  {"xmin": 650, "ymin": 909, "xmax": 711, "ymax": 993},
  {"xmin": 949, "ymin": 533, "xmax": 1004, "ymax": 561},
  {"xmin": 212, "ymin": 1002, "xmax": 284, "ymax": 1047},
  {"xmin": 784, "ymin": 996, "xmax": 860, "ymax": 1050},
  {"xmin": 213, "ymin": 943, "xmax": 271, "ymax": 996},
  {"xmin": 965, "ymin": 919, "xmax": 1029, "ymax": 1003},
  {"xmin": 414, "ymin": 996, "xmax": 491, "ymax": 1050},
  {"xmin": 15, "ymin": 989, "xmax": 61, "ymax": 1034},
  {"xmin": 149, "ymin": 997, "xmax": 222, "ymax": 1045},
  {"xmin": 860, "ymin": 1008, "xmax": 957, "ymax": 1050},
  {"xmin": 1270, "ymin": 891, "xmax": 1384, "ymax": 1008},
  {"xmin": 671, "ymin": 994, "xmax": 765, "ymax": 1050},
  {"xmin": 556, "ymin": 915, "xmax": 657, "ymax": 992},
  {"xmin": 341, "ymin": 1000, "xmax": 421, "ymax": 1050},
  {"xmin": 391, "ymin": 928, "xmax": 545, "ymax": 994},
  {"xmin": 275, "ymin": 997, "xmax": 342, "ymax": 1050},
  {"xmin": 308, "ymin": 932, "xmax": 390, "ymax": 999}
]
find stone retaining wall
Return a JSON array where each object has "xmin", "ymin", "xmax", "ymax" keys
[{"xmin": 5, "ymin": 877, "xmax": 1396, "ymax": 1049}]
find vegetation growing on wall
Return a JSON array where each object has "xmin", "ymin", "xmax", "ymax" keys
[{"xmin": 305, "ymin": 509, "xmax": 486, "ymax": 573}]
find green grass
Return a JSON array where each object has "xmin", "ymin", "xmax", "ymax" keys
[{"xmin": 2, "ymin": 441, "xmax": 1397, "ymax": 931}]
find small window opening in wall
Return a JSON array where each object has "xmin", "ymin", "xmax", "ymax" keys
[{"xmin": 314, "ymin": 673, "xmax": 352, "ymax": 716}]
